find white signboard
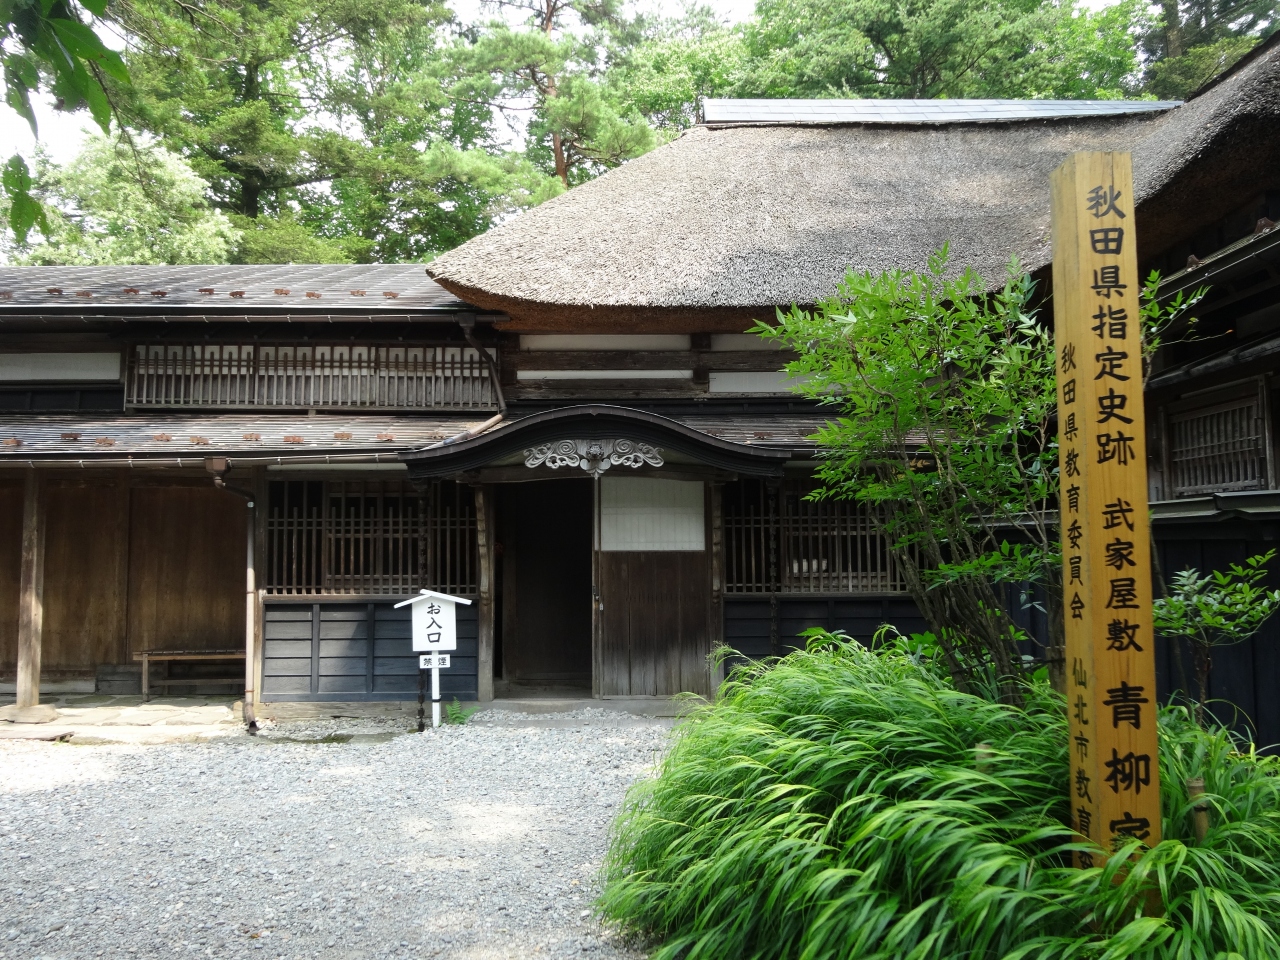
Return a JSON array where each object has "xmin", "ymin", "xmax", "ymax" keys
[
  {"xmin": 393, "ymin": 589, "xmax": 473, "ymax": 652},
  {"xmin": 394, "ymin": 590, "xmax": 473, "ymax": 731}
]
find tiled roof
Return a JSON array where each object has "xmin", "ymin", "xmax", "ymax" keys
[
  {"xmin": 0, "ymin": 411, "xmax": 828, "ymax": 460},
  {"xmin": 0, "ymin": 413, "xmax": 486, "ymax": 459},
  {"xmin": 702, "ymin": 98, "xmax": 1181, "ymax": 125},
  {"xmin": 0, "ymin": 265, "xmax": 471, "ymax": 313}
]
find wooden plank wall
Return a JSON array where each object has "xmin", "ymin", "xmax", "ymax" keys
[
  {"xmin": 41, "ymin": 479, "xmax": 130, "ymax": 672},
  {"xmin": 723, "ymin": 596, "xmax": 928, "ymax": 662},
  {"xmin": 0, "ymin": 480, "xmax": 22, "ymax": 672},
  {"xmin": 261, "ymin": 601, "xmax": 479, "ymax": 701},
  {"xmin": 128, "ymin": 484, "xmax": 246, "ymax": 654}
]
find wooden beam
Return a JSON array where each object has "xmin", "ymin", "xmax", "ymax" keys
[
  {"xmin": 474, "ymin": 484, "xmax": 496, "ymax": 702},
  {"xmin": 505, "ymin": 350, "xmax": 794, "ymax": 372},
  {"xmin": 504, "ymin": 380, "xmax": 707, "ymax": 401},
  {"xmin": 16, "ymin": 471, "xmax": 45, "ymax": 710},
  {"xmin": 458, "ymin": 464, "xmax": 740, "ymax": 485}
]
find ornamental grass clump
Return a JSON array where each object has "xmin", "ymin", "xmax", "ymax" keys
[{"xmin": 600, "ymin": 635, "xmax": 1280, "ymax": 960}]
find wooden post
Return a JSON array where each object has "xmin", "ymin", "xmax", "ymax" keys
[
  {"xmin": 243, "ymin": 498, "xmax": 257, "ymax": 726},
  {"xmin": 252, "ymin": 467, "xmax": 267, "ymax": 720},
  {"xmin": 709, "ymin": 482, "xmax": 726, "ymax": 694},
  {"xmin": 1052, "ymin": 152, "xmax": 1162, "ymax": 868},
  {"xmin": 474, "ymin": 484, "xmax": 495, "ymax": 702},
  {"xmin": 14, "ymin": 470, "xmax": 55, "ymax": 722},
  {"xmin": 1186, "ymin": 777, "xmax": 1209, "ymax": 843}
]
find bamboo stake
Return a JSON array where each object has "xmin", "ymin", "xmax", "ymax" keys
[{"xmin": 1186, "ymin": 777, "xmax": 1210, "ymax": 844}]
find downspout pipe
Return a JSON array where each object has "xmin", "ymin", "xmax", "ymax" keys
[{"xmin": 428, "ymin": 318, "xmax": 507, "ymax": 449}]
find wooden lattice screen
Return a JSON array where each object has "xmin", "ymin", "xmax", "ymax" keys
[
  {"xmin": 1166, "ymin": 380, "xmax": 1273, "ymax": 498},
  {"xmin": 264, "ymin": 479, "xmax": 477, "ymax": 596},
  {"xmin": 723, "ymin": 479, "xmax": 908, "ymax": 595},
  {"xmin": 127, "ymin": 343, "xmax": 497, "ymax": 411}
]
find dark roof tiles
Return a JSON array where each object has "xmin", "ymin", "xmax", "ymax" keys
[{"xmin": 0, "ymin": 265, "xmax": 467, "ymax": 313}]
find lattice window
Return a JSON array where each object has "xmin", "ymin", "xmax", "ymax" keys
[
  {"xmin": 1167, "ymin": 381, "xmax": 1273, "ymax": 497},
  {"xmin": 264, "ymin": 480, "xmax": 477, "ymax": 596},
  {"xmin": 127, "ymin": 343, "xmax": 496, "ymax": 411},
  {"xmin": 723, "ymin": 479, "xmax": 907, "ymax": 595}
]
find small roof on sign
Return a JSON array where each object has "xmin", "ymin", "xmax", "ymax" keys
[{"xmin": 393, "ymin": 589, "xmax": 474, "ymax": 608}]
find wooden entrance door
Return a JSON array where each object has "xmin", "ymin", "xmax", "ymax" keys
[{"xmin": 595, "ymin": 477, "xmax": 712, "ymax": 697}]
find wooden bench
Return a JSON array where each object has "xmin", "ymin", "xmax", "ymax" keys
[{"xmin": 133, "ymin": 650, "xmax": 246, "ymax": 701}]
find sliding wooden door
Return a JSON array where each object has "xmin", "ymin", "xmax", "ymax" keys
[{"xmin": 595, "ymin": 477, "xmax": 712, "ymax": 697}]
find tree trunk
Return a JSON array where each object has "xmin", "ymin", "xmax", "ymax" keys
[
  {"xmin": 240, "ymin": 181, "xmax": 261, "ymax": 219},
  {"xmin": 1194, "ymin": 643, "xmax": 1210, "ymax": 727},
  {"xmin": 885, "ymin": 511, "xmax": 1026, "ymax": 707},
  {"xmin": 551, "ymin": 131, "xmax": 570, "ymax": 188},
  {"xmin": 1162, "ymin": 0, "xmax": 1184, "ymax": 58}
]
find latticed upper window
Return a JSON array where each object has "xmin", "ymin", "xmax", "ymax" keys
[
  {"xmin": 127, "ymin": 342, "xmax": 496, "ymax": 411},
  {"xmin": 264, "ymin": 479, "xmax": 477, "ymax": 596},
  {"xmin": 722, "ymin": 479, "xmax": 908, "ymax": 594},
  {"xmin": 1164, "ymin": 378, "xmax": 1274, "ymax": 498}
]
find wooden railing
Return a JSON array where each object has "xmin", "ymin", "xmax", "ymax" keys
[
  {"xmin": 264, "ymin": 480, "xmax": 477, "ymax": 596},
  {"xmin": 126, "ymin": 342, "xmax": 497, "ymax": 410},
  {"xmin": 723, "ymin": 479, "xmax": 908, "ymax": 595}
]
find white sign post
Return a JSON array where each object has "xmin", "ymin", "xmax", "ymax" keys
[{"xmin": 394, "ymin": 590, "xmax": 473, "ymax": 730}]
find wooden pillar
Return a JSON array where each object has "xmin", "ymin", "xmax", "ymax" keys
[
  {"xmin": 709, "ymin": 482, "xmax": 726, "ymax": 694},
  {"xmin": 243, "ymin": 495, "xmax": 258, "ymax": 726},
  {"xmin": 15, "ymin": 470, "xmax": 53, "ymax": 720},
  {"xmin": 252, "ymin": 467, "xmax": 267, "ymax": 718},
  {"xmin": 474, "ymin": 484, "xmax": 495, "ymax": 702}
]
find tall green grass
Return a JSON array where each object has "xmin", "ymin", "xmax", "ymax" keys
[{"xmin": 600, "ymin": 635, "xmax": 1280, "ymax": 960}]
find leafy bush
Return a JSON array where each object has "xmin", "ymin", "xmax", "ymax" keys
[{"xmin": 600, "ymin": 635, "xmax": 1280, "ymax": 959}]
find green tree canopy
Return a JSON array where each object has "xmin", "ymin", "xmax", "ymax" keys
[
  {"xmin": 1, "ymin": 0, "xmax": 131, "ymax": 241},
  {"xmin": 4, "ymin": 135, "xmax": 240, "ymax": 264},
  {"xmin": 446, "ymin": 0, "xmax": 655, "ymax": 187},
  {"xmin": 1142, "ymin": 0, "xmax": 1278, "ymax": 98},
  {"xmin": 734, "ymin": 0, "xmax": 1144, "ymax": 100},
  {"xmin": 608, "ymin": 4, "xmax": 746, "ymax": 134},
  {"xmin": 108, "ymin": 0, "xmax": 551, "ymax": 262}
]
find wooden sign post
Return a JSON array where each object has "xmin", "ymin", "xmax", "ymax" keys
[
  {"xmin": 395, "ymin": 589, "xmax": 472, "ymax": 730},
  {"xmin": 1051, "ymin": 152, "xmax": 1161, "ymax": 867}
]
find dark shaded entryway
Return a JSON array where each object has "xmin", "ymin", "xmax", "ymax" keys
[{"xmin": 496, "ymin": 479, "xmax": 593, "ymax": 690}]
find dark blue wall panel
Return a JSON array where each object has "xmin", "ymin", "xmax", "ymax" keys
[{"xmin": 262, "ymin": 600, "xmax": 479, "ymax": 702}]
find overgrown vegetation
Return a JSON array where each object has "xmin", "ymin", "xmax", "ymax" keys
[
  {"xmin": 601, "ymin": 635, "xmax": 1280, "ymax": 959},
  {"xmin": 759, "ymin": 250, "xmax": 1057, "ymax": 703},
  {"xmin": 759, "ymin": 250, "xmax": 1200, "ymax": 701}
]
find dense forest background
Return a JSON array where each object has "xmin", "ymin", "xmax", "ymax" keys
[{"xmin": 3, "ymin": 0, "xmax": 1277, "ymax": 266}]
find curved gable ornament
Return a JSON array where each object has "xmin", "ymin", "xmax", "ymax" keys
[{"xmin": 523, "ymin": 438, "xmax": 663, "ymax": 477}]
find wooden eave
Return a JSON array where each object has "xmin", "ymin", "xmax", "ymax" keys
[{"xmin": 399, "ymin": 404, "xmax": 807, "ymax": 479}]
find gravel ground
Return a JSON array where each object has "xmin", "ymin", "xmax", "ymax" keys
[{"xmin": 0, "ymin": 709, "xmax": 673, "ymax": 960}]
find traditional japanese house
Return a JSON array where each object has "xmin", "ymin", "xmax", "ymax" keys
[{"xmin": 3, "ymin": 35, "xmax": 1278, "ymax": 734}]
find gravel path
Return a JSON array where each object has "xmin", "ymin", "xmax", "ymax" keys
[{"xmin": 0, "ymin": 709, "xmax": 672, "ymax": 960}]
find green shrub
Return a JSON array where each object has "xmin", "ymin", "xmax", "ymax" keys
[{"xmin": 600, "ymin": 634, "xmax": 1280, "ymax": 960}]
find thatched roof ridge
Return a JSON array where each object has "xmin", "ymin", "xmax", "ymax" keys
[{"xmin": 426, "ymin": 36, "xmax": 1280, "ymax": 330}]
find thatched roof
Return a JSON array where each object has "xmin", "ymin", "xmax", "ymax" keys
[{"xmin": 427, "ymin": 36, "xmax": 1280, "ymax": 331}]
